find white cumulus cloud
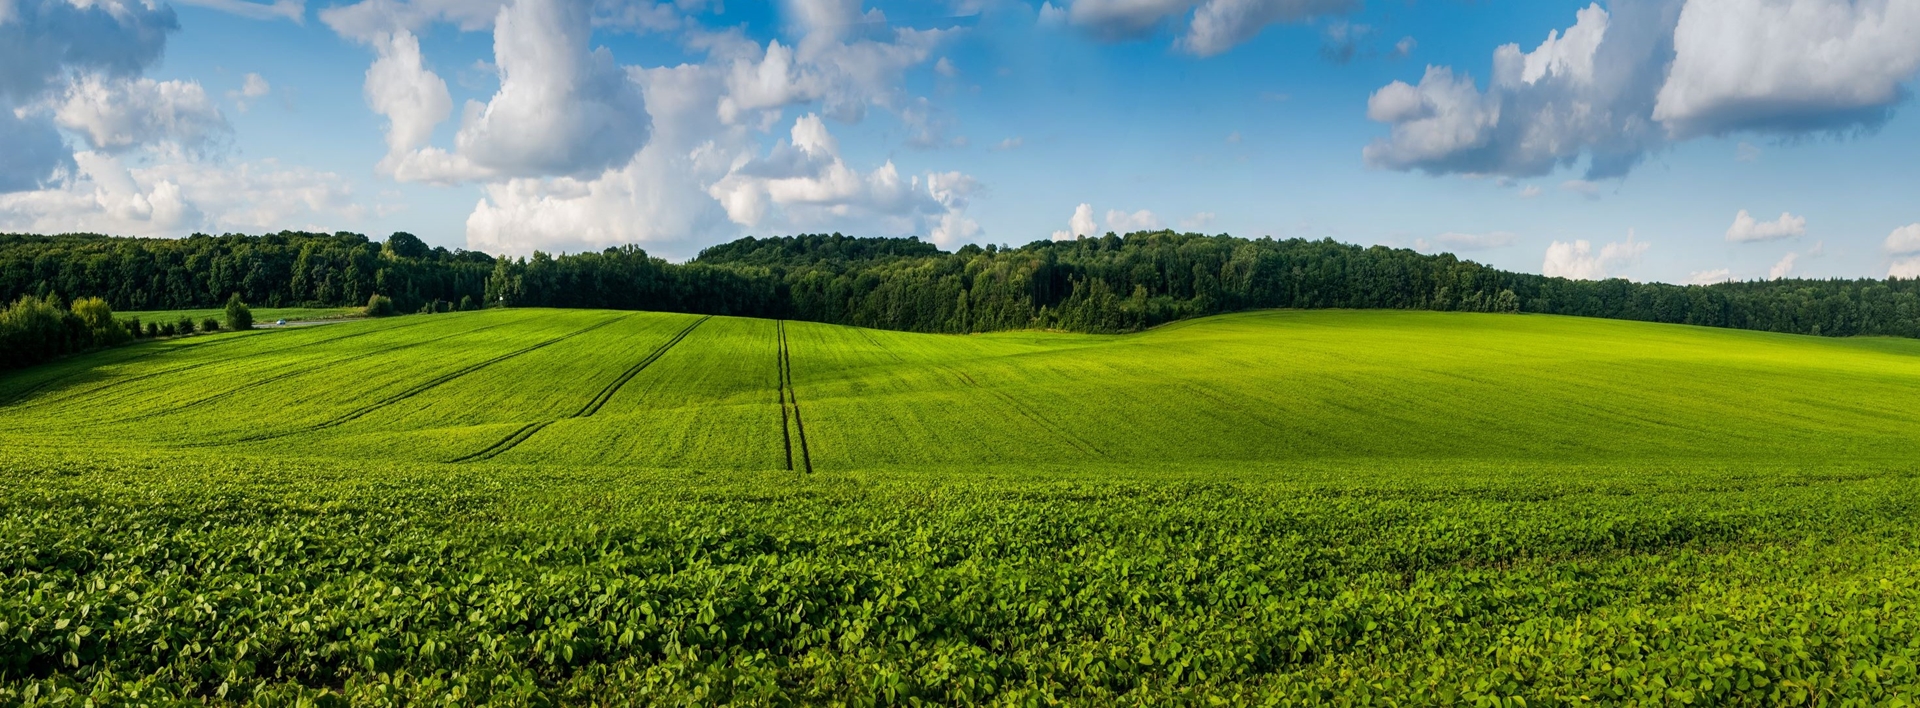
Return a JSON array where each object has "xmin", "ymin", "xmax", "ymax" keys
[
  {"xmin": 1365, "ymin": 0, "xmax": 1920, "ymax": 180},
  {"xmin": 1686, "ymin": 268, "xmax": 1734, "ymax": 285},
  {"xmin": 1724, "ymin": 210, "xmax": 1806, "ymax": 243},
  {"xmin": 1051, "ymin": 202, "xmax": 1099, "ymax": 241},
  {"xmin": 1182, "ymin": 0, "xmax": 1356, "ymax": 57},
  {"xmin": 1885, "ymin": 223, "xmax": 1920, "ymax": 254},
  {"xmin": 1105, "ymin": 208, "xmax": 1161, "ymax": 233},
  {"xmin": 1769, "ymin": 252, "xmax": 1799, "ymax": 279},
  {"xmin": 0, "ymin": 151, "xmax": 362, "ymax": 236},
  {"xmin": 54, "ymin": 75, "xmax": 229, "ymax": 153},
  {"xmin": 1654, "ymin": 0, "xmax": 1920, "ymax": 137},
  {"xmin": 366, "ymin": 0, "xmax": 650, "ymax": 184},
  {"xmin": 0, "ymin": 0, "xmax": 179, "ymax": 191},
  {"xmin": 229, "ymin": 72, "xmax": 272, "ymax": 111},
  {"xmin": 1542, "ymin": 230, "xmax": 1647, "ymax": 280},
  {"xmin": 337, "ymin": 0, "xmax": 974, "ymax": 256},
  {"xmin": 1884, "ymin": 223, "xmax": 1920, "ymax": 278}
]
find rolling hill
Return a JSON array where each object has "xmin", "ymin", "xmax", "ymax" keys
[
  {"xmin": 8, "ymin": 308, "xmax": 1920, "ymax": 467},
  {"xmin": 2, "ymin": 309, "xmax": 1918, "ymax": 704}
]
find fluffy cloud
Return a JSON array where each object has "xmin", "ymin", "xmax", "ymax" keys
[
  {"xmin": 1061, "ymin": 0, "xmax": 1352, "ymax": 56},
  {"xmin": 0, "ymin": 151, "xmax": 361, "ymax": 236},
  {"xmin": 1686, "ymin": 268, "xmax": 1734, "ymax": 285},
  {"xmin": 1654, "ymin": 0, "xmax": 1920, "ymax": 137},
  {"xmin": 1052, "ymin": 203, "xmax": 1098, "ymax": 241},
  {"xmin": 1886, "ymin": 223, "xmax": 1920, "ymax": 254},
  {"xmin": 454, "ymin": 0, "xmax": 647, "ymax": 176},
  {"xmin": 338, "ymin": 0, "xmax": 975, "ymax": 255},
  {"xmin": 472, "ymin": 99, "xmax": 979, "ymax": 257},
  {"xmin": 55, "ymin": 75, "xmax": 228, "ymax": 153},
  {"xmin": 366, "ymin": 0, "xmax": 649, "ymax": 184},
  {"xmin": 1106, "ymin": 208, "xmax": 1161, "ymax": 233},
  {"xmin": 1769, "ymin": 252, "xmax": 1799, "ymax": 280},
  {"xmin": 713, "ymin": 22, "xmax": 946, "ymax": 126},
  {"xmin": 1184, "ymin": 0, "xmax": 1355, "ymax": 57},
  {"xmin": 705, "ymin": 113, "xmax": 961, "ymax": 235},
  {"xmin": 1885, "ymin": 223, "xmax": 1920, "ymax": 279},
  {"xmin": 0, "ymin": 0, "xmax": 179, "ymax": 192},
  {"xmin": 230, "ymin": 72, "xmax": 271, "ymax": 111},
  {"xmin": 1415, "ymin": 231, "xmax": 1518, "ymax": 252},
  {"xmin": 1541, "ymin": 231, "xmax": 1647, "ymax": 280},
  {"xmin": 466, "ymin": 60, "xmax": 737, "ymax": 256},
  {"xmin": 1364, "ymin": 3, "xmax": 1674, "ymax": 179},
  {"xmin": 1724, "ymin": 210, "xmax": 1806, "ymax": 242},
  {"xmin": 363, "ymin": 30, "xmax": 457, "ymax": 180},
  {"xmin": 1365, "ymin": 0, "xmax": 1920, "ymax": 180}
]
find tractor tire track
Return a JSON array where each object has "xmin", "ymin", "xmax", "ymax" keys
[
  {"xmin": 574, "ymin": 316, "xmax": 709, "ymax": 418},
  {"xmin": 112, "ymin": 316, "xmax": 529, "ymax": 424},
  {"xmin": 778, "ymin": 320, "xmax": 813, "ymax": 473},
  {"xmin": 451, "ymin": 421, "xmax": 552, "ymax": 463},
  {"xmin": 451, "ymin": 315, "xmax": 711, "ymax": 463},
  {"xmin": 777, "ymin": 324, "xmax": 794, "ymax": 471},
  {"xmin": 241, "ymin": 314, "xmax": 629, "ymax": 443}
]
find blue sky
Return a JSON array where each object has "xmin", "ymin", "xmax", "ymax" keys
[{"xmin": 3, "ymin": 0, "xmax": 1919, "ymax": 284}]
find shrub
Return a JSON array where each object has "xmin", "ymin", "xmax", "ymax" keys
[
  {"xmin": 145, "ymin": 322, "xmax": 161, "ymax": 338},
  {"xmin": 458, "ymin": 295, "xmax": 475, "ymax": 312},
  {"xmin": 365, "ymin": 294, "xmax": 396, "ymax": 317},
  {"xmin": 200, "ymin": 318, "xmax": 220, "ymax": 333},
  {"xmin": 71, "ymin": 297, "xmax": 131, "ymax": 346},
  {"xmin": 0, "ymin": 296, "xmax": 81, "ymax": 369},
  {"xmin": 159, "ymin": 322, "xmax": 176, "ymax": 337},
  {"xmin": 225, "ymin": 294, "xmax": 253, "ymax": 331},
  {"xmin": 124, "ymin": 318, "xmax": 145, "ymax": 338},
  {"xmin": 176, "ymin": 316, "xmax": 195, "ymax": 336}
]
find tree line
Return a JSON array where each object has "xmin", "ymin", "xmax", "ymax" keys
[
  {"xmin": 0, "ymin": 292, "xmax": 256, "ymax": 371},
  {"xmin": 9, "ymin": 230, "xmax": 1920, "ymax": 347},
  {"xmin": 0, "ymin": 231, "xmax": 493, "ymax": 316}
]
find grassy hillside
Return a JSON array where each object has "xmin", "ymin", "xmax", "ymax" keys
[
  {"xmin": 7, "ymin": 307, "xmax": 1920, "ymax": 467},
  {"xmin": 2, "ymin": 310, "xmax": 1919, "ymax": 704}
]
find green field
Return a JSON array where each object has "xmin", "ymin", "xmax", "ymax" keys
[
  {"xmin": 2, "ymin": 309, "xmax": 1918, "ymax": 704},
  {"xmin": 115, "ymin": 306, "xmax": 363, "ymax": 326}
]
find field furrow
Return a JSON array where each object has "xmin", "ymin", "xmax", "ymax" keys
[{"xmin": 239, "ymin": 313, "xmax": 634, "ymax": 442}]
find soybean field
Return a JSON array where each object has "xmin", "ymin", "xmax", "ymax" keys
[{"xmin": 3, "ymin": 309, "xmax": 1920, "ymax": 704}]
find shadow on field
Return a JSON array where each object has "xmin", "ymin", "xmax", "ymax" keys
[{"xmin": 0, "ymin": 334, "xmax": 247, "ymax": 407}]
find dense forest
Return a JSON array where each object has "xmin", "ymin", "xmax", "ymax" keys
[
  {"xmin": 0, "ymin": 231, "xmax": 494, "ymax": 315},
  {"xmin": 7, "ymin": 230, "xmax": 1920, "ymax": 340}
]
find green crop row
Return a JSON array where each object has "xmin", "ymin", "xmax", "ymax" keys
[{"xmin": 0, "ymin": 452, "xmax": 1917, "ymax": 705}]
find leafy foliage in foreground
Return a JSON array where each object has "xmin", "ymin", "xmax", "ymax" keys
[{"xmin": 0, "ymin": 453, "xmax": 1917, "ymax": 705}]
